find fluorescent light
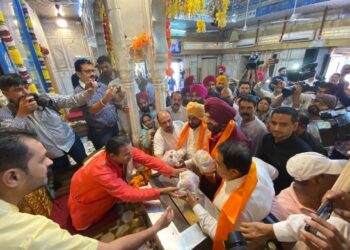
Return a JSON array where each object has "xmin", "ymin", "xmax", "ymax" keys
[
  {"xmin": 292, "ymin": 63, "xmax": 300, "ymax": 70},
  {"xmin": 56, "ymin": 17, "xmax": 68, "ymax": 28},
  {"xmin": 78, "ymin": 0, "xmax": 83, "ymax": 17},
  {"xmin": 170, "ymin": 29, "xmax": 186, "ymax": 36}
]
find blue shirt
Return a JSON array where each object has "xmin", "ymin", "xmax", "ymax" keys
[{"xmin": 75, "ymin": 83, "xmax": 119, "ymax": 128}]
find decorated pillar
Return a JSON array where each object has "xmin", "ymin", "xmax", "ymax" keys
[
  {"xmin": 104, "ymin": 0, "xmax": 140, "ymax": 146},
  {"xmin": 150, "ymin": 0, "xmax": 168, "ymax": 112}
]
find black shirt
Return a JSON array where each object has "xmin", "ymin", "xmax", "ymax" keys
[
  {"xmin": 258, "ymin": 133, "xmax": 312, "ymax": 194},
  {"xmin": 299, "ymin": 131, "xmax": 328, "ymax": 156}
]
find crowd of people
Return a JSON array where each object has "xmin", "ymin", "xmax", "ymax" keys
[{"xmin": 0, "ymin": 55, "xmax": 349, "ymax": 250}]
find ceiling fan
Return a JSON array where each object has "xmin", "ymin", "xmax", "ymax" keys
[
  {"xmin": 271, "ymin": 0, "xmax": 317, "ymax": 24},
  {"xmin": 232, "ymin": 0, "xmax": 250, "ymax": 32}
]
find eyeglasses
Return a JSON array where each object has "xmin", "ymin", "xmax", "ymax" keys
[{"xmin": 81, "ymin": 69, "xmax": 95, "ymax": 74}]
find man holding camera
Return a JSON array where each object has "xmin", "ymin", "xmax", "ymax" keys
[
  {"xmin": 0, "ymin": 73, "xmax": 94, "ymax": 171},
  {"xmin": 74, "ymin": 58, "xmax": 124, "ymax": 150}
]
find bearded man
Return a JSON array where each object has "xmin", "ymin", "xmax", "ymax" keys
[{"xmin": 201, "ymin": 97, "xmax": 250, "ymax": 200}]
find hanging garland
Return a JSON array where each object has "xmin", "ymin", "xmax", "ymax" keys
[
  {"xmin": 165, "ymin": 19, "xmax": 173, "ymax": 77},
  {"xmin": 0, "ymin": 10, "xmax": 38, "ymax": 93},
  {"xmin": 129, "ymin": 33, "xmax": 150, "ymax": 62},
  {"xmin": 20, "ymin": 0, "xmax": 54, "ymax": 93},
  {"xmin": 102, "ymin": 13, "xmax": 116, "ymax": 67},
  {"xmin": 166, "ymin": 0, "xmax": 230, "ymax": 32}
]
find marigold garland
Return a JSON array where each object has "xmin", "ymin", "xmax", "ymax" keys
[
  {"xmin": 196, "ymin": 19, "xmax": 206, "ymax": 32},
  {"xmin": 20, "ymin": 0, "xmax": 54, "ymax": 93},
  {"xmin": 130, "ymin": 33, "xmax": 150, "ymax": 62},
  {"xmin": 0, "ymin": 10, "xmax": 38, "ymax": 93},
  {"xmin": 167, "ymin": 0, "xmax": 230, "ymax": 31}
]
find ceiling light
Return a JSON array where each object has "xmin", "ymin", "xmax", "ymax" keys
[
  {"xmin": 292, "ymin": 63, "xmax": 300, "ymax": 70},
  {"xmin": 56, "ymin": 16, "xmax": 67, "ymax": 28}
]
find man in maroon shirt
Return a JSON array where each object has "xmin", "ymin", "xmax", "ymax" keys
[{"xmin": 199, "ymin": 97, "xmax": 250, "ymax": 200}]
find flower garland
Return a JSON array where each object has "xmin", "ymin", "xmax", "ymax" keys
[
  {"xmin": 129, "ymin": 33, "xmax": 150, "ymax": 62},
  {"xmin": 20, "ymin": 0, "xmax": 54, "ymax": 93},
  {"xmin": 0, "ymin": 10, "xmax": 38, "ymax": 93},
  {"xmin": 216, "ymin": 0, "xmax": 229, "ymax": 29},
  {"xmin": 166, "ymin": 0, "xmax": 230, "ymax": 32},
  {"xmin": 165, "ymin": 19, "xmax": 173, "ymax": 77},
  {"xmin": 102, "ymin": 13, "xmax": 116, "ymax": 67}
]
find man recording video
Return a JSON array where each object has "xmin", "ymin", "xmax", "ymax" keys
[
  {"xmin": 74, "ymin": 58, "xmax": 125, "ymax": 150},
  {"xmin": 0, "ymin": 73, "xmax": 95, "ymax": 172}
]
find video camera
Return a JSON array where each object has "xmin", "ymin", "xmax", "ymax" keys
[
  {"xmin": 246, "ymin": 53, "xmax": 264, "ymax": 70},
  {"xmin": 225, "ymin": 231, "xmax": 247, "ymax": 250},
  {"xmin": 282, "ymin": 62, "xmax": 325, "ymax": 98},
  {"xmin": 316, "ymin": 109, "xmax": 350, "ymax": 147}
]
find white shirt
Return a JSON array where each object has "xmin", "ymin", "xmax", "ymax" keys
[
  {"xmin": 181, "ymin": 124, "xmax": 209, "ymax": 168},
  {"xmin": 166, "ymin": 106, "xmax": 187, "ymax": 122},
  {"xmin": 239, "ymin": 117, "xmax": 268, "ymax": 156},
  {"xmin": 193, "ymin": 157, "xmax": 278, "ymax": 239},
  {"xmin": 273, "ymin": 214, "xmax": 350, "ymax": 248},
  {"xmin": 153, "ymin": 120, "xmax": 184, "ymax": 156}
]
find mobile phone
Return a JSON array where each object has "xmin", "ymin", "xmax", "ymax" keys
[
  {"xmin": 304, "ymin": 200, "xmax": 333, "ymax": 234},
  {"xmin": 272, "ymin": 54, "xmax": 279, "ymax": 64}
]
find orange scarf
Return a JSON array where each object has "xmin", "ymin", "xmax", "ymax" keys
[
  {"xmin": 213, "ymin": 162, "xmax": 258, "ymax": 250},
  {"xmin": 204, "ymin": 120, "xmax": 235, "ymax": 159},
  {"xmin": 176, "ymin": 122, "xmax": 207, "ymax": 150}
]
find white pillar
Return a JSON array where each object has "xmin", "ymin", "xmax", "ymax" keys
[
  {"xmin": 105, "ymin": 0, "xmax": 140, "ymax": 145},
  {"xmin": 150, "ymin": 0, "xmax": 168, "ymax": 112}
]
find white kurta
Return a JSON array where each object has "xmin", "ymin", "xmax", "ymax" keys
[
  {"xmin": 239, "ymin": 116, "xmax": 268, "ymax": 156},
  {"xmin": 193, "ymin": 157, "xmax": 278, "ymax": 239},
  {"xmin": 273, "ymin": 214, "xmax": 350, "ymax": 249},
  {"xmin": 180, "ymin": 124, "xmax": 209, "ymax": 168},
  {"xmin": 153, "ymin": 120, "xmax": 184, "ymax": 157},
  {"xmin": 166, "ymin": 106, "xmax": 188, "ymax": 122}
]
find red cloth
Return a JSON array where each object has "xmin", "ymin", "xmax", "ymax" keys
[
  {"xmin": 257, "ymin": 70, "xmax": 265, "ymax": 81},
  {"xmin": 204, "ymin": 97, "xmax": 237, "ymax": 125},
  {"xmin": 68, "ymin": 147, "xmax": 174, "ymax": 229},
  {"xmin": 217, "ymin": 65, "xmax": 226, "ymax": 73},
  {"xmin": 190, "ymin": 84, "xmax": 208, "ymax": 99},
  {"xmin": 184, "ymin": 75, "xmax": 195, "ymax": 87},
  {"xmin": 203, "ymin": 75, "xmax": 216, "ymax": 86}
]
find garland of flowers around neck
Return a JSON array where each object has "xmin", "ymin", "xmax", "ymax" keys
[
  {"xmin": 20, "ymin": 0, "xmax": 54, "ymax": 93},
  {"xmin": 0, "ymin": 10, "xmax": 38, "ymax": 93}
]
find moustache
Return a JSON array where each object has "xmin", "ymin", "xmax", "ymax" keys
[{"xmin": 240, "ymin": 113, "xmax": 251, "ymax": 117}]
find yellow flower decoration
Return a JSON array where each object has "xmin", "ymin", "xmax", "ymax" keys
[
  {"xmin": 0, "ymin": 11, "xmax": 4, "ymax": 23},
  {"xmin": 196, "ymin": 19, "xmax": 206, "ymax": 33},
  {"xmin": 216, "ymin": 11, "xmax": 227, "ymax": 29},
  {"xmin": 9, "ymin": 48, "xmax": 24, "ymax": 66}
]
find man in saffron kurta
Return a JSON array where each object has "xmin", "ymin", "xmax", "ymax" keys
[
  {"xmin": 185, "ymin": 142, "xmax": 276, "ymax": 250},
  {"xmin": 69, "ymin": 136, "xmax": 182, "ymax": 230},
  {"xmin": 176, "ymin": 102, "xmax": 209, "ymax": 168},
  {"xmin": 201, "ymin": 97, "xmax": 250, "ymax": 200}
]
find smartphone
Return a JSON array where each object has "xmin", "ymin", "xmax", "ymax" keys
[
  {"xmin": 272, "ymin": 54, "xmax": 279, "ymax": 64},
  {"xmin": 304, "ymin": 200, "xmax": 333, "ymax": 234}
]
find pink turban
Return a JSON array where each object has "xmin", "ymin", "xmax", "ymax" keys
[
  {"xmin": 184, "ymin": 75, "xmax": 195, "ymax": 87},
  {"xmin": 204, "ymin": 97, "xmax": 237, "ymax": 125},
  {"xmin": 203, "ymin": 75, "xmax": 216, "ymax": 86},
  {"xmin": 257, "ymin": 71, "xmax": 264, "ymax": 81},
  {"xmin": 217, "ymin": 65, "xmax": 226, "ymax": 73},
  {"xmin": 137, "ymin": 92, "xmax": 148, "ymax": 103},
  {"xmin": 190, "ymin": 84, "xmax": 208, "ymax": 99}
]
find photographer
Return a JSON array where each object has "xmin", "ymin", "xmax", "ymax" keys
[
  {"xmin": 336, "ymin": 64, "xmax": 350, "ymax": 107},
  {"xmin": 74, "ymin": 58, "xmax": 123, "ymax": 150},
  {"xmin": 0, "ymin": 73, "xmax": 94, "ymax": 171}
]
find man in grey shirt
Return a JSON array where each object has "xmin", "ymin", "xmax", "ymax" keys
[
  {"xmin": 0, "ymin": 73, "xmax": 94, "ymax": 171},
  {"xmin": 238, "ymin": 95, "xmax": 268, "ymax": 156}
]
